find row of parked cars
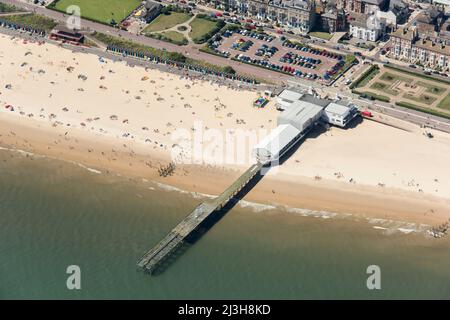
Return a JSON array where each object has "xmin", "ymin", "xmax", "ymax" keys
[
  {"xmin": 323, "ymin": 60, "xmax": 346, "ymax": 80},
  {"xmin": 236, "ymin": 29, "xmax": 274, "ymax": 42},
  {"xmin": 282, "ymin": 41, "xmax": 343, "ymax": 61},
  {"xmin": 234, "ymin": 54, "xmax": 319, "ymax": 80},
  {"xmin": 279, "ymin": 52, "xmax": 321, "ymax": 69},
  {"xmin": 255, "ymin": 44, "xmax": 278, "ymax": 58}
]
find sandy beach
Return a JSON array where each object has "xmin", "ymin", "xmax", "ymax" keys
[{"xmin": 1, "ymin": 34, "xmax": 450, "ymax": 226}]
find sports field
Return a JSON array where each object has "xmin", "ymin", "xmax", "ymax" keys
[{"xmin": 51, "ymin": 0, "xmax": 141, "ymax": 24}]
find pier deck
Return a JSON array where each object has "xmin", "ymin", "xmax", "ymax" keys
[{"xmin": 137, "ymin": 162, "xmax": 263, "ymax": 274}]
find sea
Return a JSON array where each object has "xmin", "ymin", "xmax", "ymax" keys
[{"xmin": 1, "ymin": 147, "xmax": 449, "ymax": 299}]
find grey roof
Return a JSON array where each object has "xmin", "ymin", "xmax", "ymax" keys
[
  {"xmin": 299, "ymin": 94, "xmax": 331, "ymax": 108},
  {"xmin": 278, "ymin": 89, "xmax": 303, "ymax": 103},
  {"xmin": 279, "ymin": 100, "xmax": 324, "ymax": 124}
]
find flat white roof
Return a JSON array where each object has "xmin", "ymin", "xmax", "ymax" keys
[
  {"xmin": 277, "ymin": 89, "xmax": 303, "ymax": 103},
  {"xmin": 432, "ymin": 0, "xmax": 450, "ymax": 5},
  {"xmin": 254, "ymin": 124, "xmax": 300, "ymax": 156},
  {"xmin": 325, "ymin": 103, "xmax": 352, "ymax": 116},
  {"xmin": 280, "ymin": 101, "xmax": 324, "ymax": 123}
]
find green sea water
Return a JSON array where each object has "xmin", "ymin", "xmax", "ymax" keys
[{"xmin": 1, "ymin": 148, "xmax": 449, "ymax": 299}]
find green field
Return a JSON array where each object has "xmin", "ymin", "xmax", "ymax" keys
[
  {"xmin": 0, "ymin": 13, "xmax": 57, "ymax": 31},
  {"xmin": 309, "ymin": 31, "xmax": 333, "ymax": 40},
  {"xmin": 416, "ymin": 81, "xmax": 447, "ymax": 95},
  {"xmin": 403, "ymin": 93, "xmax": 437, "ymax": 104},
  {"xmin": 0, "ymin": 3, "xmax": 23, "ymax": 12},
  {"xmin": 379, "ymin": 72, "xmax": 411, "ymax": 83},
  {"xmin": 143, "ymin": 11, "xmax": 191, "ymax": 33},
  {"xmin": 351, "ymin": 65, "xmax": 380, "ymax": 89},
  {"xmin": 161, "ymin": 31, "xmax": 186, "ymax": 42},
  {"xmin": 437, "ymin": 94, "xmax": 450, "ymax": 110},
  {"xmin": 189, "ymin": 16, "xmax": 219, "ymax": 42},
  {"xmin": 50, "ymin": 0, "xmax": 140, "ymax": 24},
  {"xmin": 369, "ymin": 82, "xmax": 399, "ymax": 96}
]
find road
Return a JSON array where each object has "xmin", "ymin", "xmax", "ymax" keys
[{"xmin": 2, "ymin": 0, "xmax": 450, "ymax": 133}]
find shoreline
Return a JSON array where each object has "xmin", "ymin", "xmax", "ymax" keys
[
  {"xmin": 1, "ymin": 115, "xmax": 449, "ymax": 228},
  {"xmin": 1, "ymin": 34, "xmax": 450, "ymax": 228}
]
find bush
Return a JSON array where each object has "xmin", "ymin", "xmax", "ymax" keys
[
  {"xmin": 350, "ymin": 65, "xmax": 379, "ymax": 89},
  {"xmin": 395, "ymin": 101, "xmax": 450, "ymax": 120}
]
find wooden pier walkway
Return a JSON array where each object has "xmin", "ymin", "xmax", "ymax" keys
[{"xmin": 137, "ymin": 162, "xmax": 263, "ymax": 274}]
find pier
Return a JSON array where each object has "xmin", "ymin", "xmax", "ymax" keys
[{"xmin": 137, "ymin": 162, "xmax": 263, "ymax": 274}]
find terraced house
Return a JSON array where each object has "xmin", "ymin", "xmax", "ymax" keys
[
  {"xmin": 390, "ymin": 26, "xmax": 450, "ymax": 71},
  {"xmin": 216, "ymin": 0, "xmax": 317, "ymax": 33}
]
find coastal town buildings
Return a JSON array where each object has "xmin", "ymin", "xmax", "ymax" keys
[
  {"xmin": 318, "ymin": 5, "xmax": 347, "ymax": 33},
  {"xmin": 390, "ymin": 26, "xmax": 450, "ymax": 70},
  {"xmin": 388, "ymin": 4, "xmax": 449, "ymax": 70},
  {"xmin": 349, "ymin": 11, "xmax": 386, "ymax": 41},
  {"xmin": 336, "ymin": 0, "xmax": 388, "ymax": 13},
  {"xmin": 215, "ymin": 0, "xmax": 317, "ymax": 33},
  {"xmin": 143, "ymin": 0, "xmax": 163, "ymax": 23}
]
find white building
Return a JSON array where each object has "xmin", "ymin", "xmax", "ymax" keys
[
  {"xmin": 277, "ymin": 100, "xmax": 324, "ymax": 133},
  {"xmin": 322, "ymin": 103, "xmax": 359, "ymax": 127},
  {"xmin": 252, "ymin": 124, "xmax": 301, "ymax": 164},
  {"xmin": 253, "ymin": 99, "xmax": 324, "ymax": 164},
  {"xmin": 349, "ymin": 12, "xmax": 386, "ymax": 41},
  {"xmin": 276, "ymin": 89, "xmax": 304, "ymax": 110}
]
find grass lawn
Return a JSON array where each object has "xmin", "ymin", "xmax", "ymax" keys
[
  {"xmin": 0, "ymin": 3, "xmax": 23, "ymax": 12},
  {"xmin": 396, "ymin": 101, "xmax": 450, "ymax": 120},
  {"xmin": 143, "ymin": 12, "xmax": 191, "ymax": 33},
  {"xmin": 403, "ymin": 93, "xmax": 437, "ymax": 104},
  {"xmin": 189, "ymin": 16, "xmax": 218, "ymax": 41},
  {"xmin": 416, "ymin": 81, "xmax": 447, "ymax": 96},
  {"xmin": 379, "ymin": 72, "xmax": 411, "ymax": 83},
  {"xmin": 369, "ymin": 82, "xmax": 399, "ymax": 96},
  {"xmin": 159, "ymin": 31, "xmax": 187, "ymax": 45},
  {"xmin": 309, "ymin": 31, "xmax": 333, "ymax": 40},
  {"xmin": 437, "ymin": 94, "xmax": 450, "ymax": 111},
  {"xmin": 50, "ymin": 0, "xmax": 140, "ymax": 24},
  {"xmin": 0, "ymin": 13, "xmax": 56, "ymax": 31},
  {"xmin": 352, "ymin": 65, "xmax": 380, "ymax": 89}
]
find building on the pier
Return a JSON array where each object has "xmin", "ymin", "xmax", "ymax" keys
[
  {"xmin": 252, "ymin": 123, "xmax": 302, "ymax": 163},
  {"xmin": 276, "ymin": 89, "xmax": 304, "ymax": 110},
  {"xmin": 322, "ymin": 102, "xmax": 359, "ymax": 127},
  {"xmin": 278, "ymin": 100, "xmax": 324, "ymax": 132},
  {"xmin": 254, "ymin": 92, "xmax": 361, "ymax": 164}
]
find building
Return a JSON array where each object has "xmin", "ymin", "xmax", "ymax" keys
[
  {"xmin": 320, "ymin": 7, "xmax": 346, "ymax": 33},
  {"xmin": 276, "ymin": 89, "xmax": 304, "ymax": 110},
  {"xmin": 49, "ymin": 24, "xmax": 84, "ymax": 44},
  {"xmin": 390, "ymin": 25, "xmax": 450, "ymax": 70},
  {"xmin": 252, "ymin": 124, "xmax": 302, "ymax": 163},
  {"xmin": 322, "ymin": 102, "xmax": 359, "ymax": 127},
  {"xmin": 143, "ymin": 0, "xmax": 163, "ymax": 23},
  {"xmin": 336, "ymin": 0, "xmax": 388, "ymax": 13},
  {"xmin": 388, "ymin": 0, "xmax": 410, "ymax": 25},
  {"xmin": 277, "ymin": 100, "xmax": 324, "ymax": 132},
  {"xmin": 253, "ymin": 91, "xmax": 361, "ymax": 164},
  {"xmin": 216, "ymin": 0, "xmax": 317, "ymax": 33},
  {"xmin": 253, "ymin": 99, "xmax": 323, "ymax": 163},
  {"xmin": 349, "ymin": 12, "xmax": 386, "ymax": 41},
  {"xmin": 376, "ymin": 9, "xmax": 397, "ymax": 32}
]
